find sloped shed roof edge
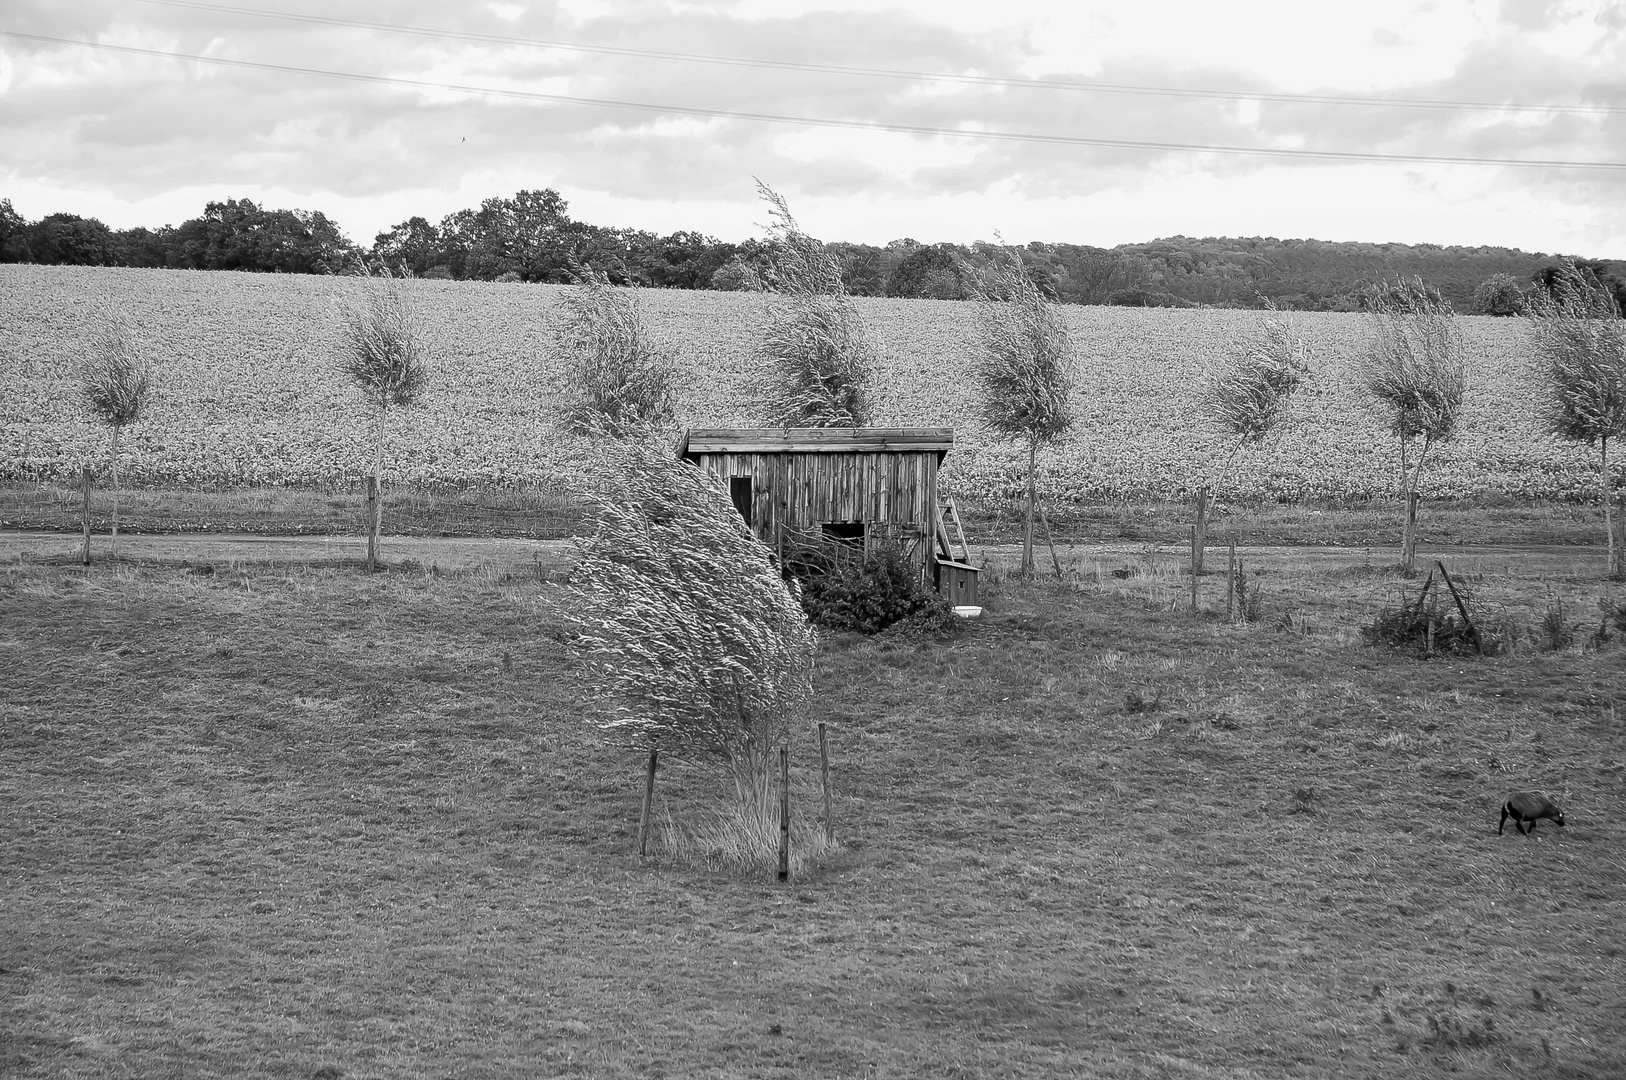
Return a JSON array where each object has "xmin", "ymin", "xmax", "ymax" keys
[{"xmin": 679, "ymin": 427, "xmax": 954, "ymax": 461}]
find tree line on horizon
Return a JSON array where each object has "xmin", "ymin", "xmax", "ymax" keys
[{"xmin": 3, "ymin": 189, "xmax": 1623, "ymax": 315}]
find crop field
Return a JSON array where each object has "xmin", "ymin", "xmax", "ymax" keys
[
  {"xmin": 3, "ymin": 542, "xmax": 1625, "ymax": 1078},
  {"xmin": 0, "ymin": 264, "xmax": 1609, "ymax": 507}
]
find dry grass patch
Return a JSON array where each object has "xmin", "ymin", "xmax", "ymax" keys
[{"xmin": 2, "ymin": 552, "xmax": 1624, "ymax": 1078}]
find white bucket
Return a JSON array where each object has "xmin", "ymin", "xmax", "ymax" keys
[{"xmin": 953, "ymin": 605, "xmax": 982, "ymax": 618}]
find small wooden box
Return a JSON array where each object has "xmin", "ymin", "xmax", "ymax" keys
[{"xmin": 934, "ymin": 559, "xmax": 979, "ymax": 607}]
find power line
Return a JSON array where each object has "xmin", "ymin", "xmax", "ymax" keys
[
  {"xmin": 6, "ymin": 30, "xmax": 1626, "ymax": 172},
  {"xmin": 123, "ymin": 0, "xmax": 1626, "ymax": 117}
]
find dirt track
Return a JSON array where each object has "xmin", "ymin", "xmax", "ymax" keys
[
  {"xmin": 0, "ymin": 530, "xmax": 578, "ymax": 575},
  {"xmin": 1, "ymin": 528, "xmax": 1612, "ymax": 579}
]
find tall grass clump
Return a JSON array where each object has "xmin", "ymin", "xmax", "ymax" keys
[
  {"xmin": 566, "ymin": 437, "xmax": 828, "ymax": 873},
  {"xmin": 79, "ymin": 315, "xmax": 152, "ymax": 557},
  {"xmin": 1357, "ymin": 276, "xmax": 1466, "ymax": 572},
  {"xmin": 553, "ymin": 263, "xmax": 677, "ymax": 438},
  {"xmin": 752, "ymin": 180, "xmax": 873, "ymax": 427},
  {"xmin": 967, "ymin": 243, "xmax": 1074, "ymax": 577},
  {"xmin": 1525, "ymin": 259, "xmax": 1626, "ymax": 579}
]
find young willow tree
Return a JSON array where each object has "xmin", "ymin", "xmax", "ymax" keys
[
  {"xmin": 968, "ymin": 245, "xmax": 1074, "ymax": 578},
  {"xmin": 1204, "ymin": 303, "xmax": 1311, "ymax": 484},
  {"xmin": 1196, "ymin": 303, "xmax": 1311, "ymax": 571},
  {"xmin": 554, "ymin": 263, "xmax": 677, "ymax": 438},
  {"xmin": 1357, "ymin": 277, "xmax": 1466, "ymax": 573},
  {"xmin": 1525, "ymin": 260, "xmax": 1626, "ymax": 578},
  {"xmin": 567, "ymin": 438, "xmax": 821, "ymax": 870},
  {"xmin": 337, "ymin": 275, "xmax": 430, "ymax": 566},
  {"xmin": 752, "ymin": 180, "xmax": 874, "ymax": 427},
  {"xmin": 80, "ymin": 316, "xmax": 152, "ymax": 558}
]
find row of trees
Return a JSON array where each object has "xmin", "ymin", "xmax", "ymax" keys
[
  {"xmin": 75, "ymin": 267, "xmax": 429, "ymax": 564},
  {"xmin": 1194, "ymin": 267, "xmax": 1626, "ymax": 578},
  {"xmin": 1, "ymin": 197, "xmax": 355, "ymax": 275},
  {"xmin": 8, "ymin": 191, "xmax": 1623, "ymax": 312},
  {"xmin": 543, "ymin": 190, "xmax": 1626, "ymax": 584}
]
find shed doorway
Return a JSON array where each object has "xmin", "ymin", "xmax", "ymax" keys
[{"xmin": 729, "ymin": 477, "xmax": 754, "ymax": 526}]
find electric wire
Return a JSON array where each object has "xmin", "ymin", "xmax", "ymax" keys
[
  {"xmin": 122, "ymin": 0, "xmax": 1626, "ymax": 116},
  {"xmin": 5, "ymin": 30, "xmax": 1625, "ymax": 172}
]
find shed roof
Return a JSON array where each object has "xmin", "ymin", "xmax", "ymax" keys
[{"xmin": 679, "ymin": 427, "xmax": 954, "ymax": 461}]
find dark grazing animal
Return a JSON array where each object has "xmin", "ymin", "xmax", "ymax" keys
[{"xmin": 1499, "ymin": 793, "xmax": 1566, "ymax": 835}]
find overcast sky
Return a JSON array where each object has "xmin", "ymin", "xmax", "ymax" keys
[{"xmin": 3, "ymin": 0, "xmax": 1625, "ymax": 255}]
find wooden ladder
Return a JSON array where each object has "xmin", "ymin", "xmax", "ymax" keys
[{"xmin": 936, "ymin": 497, "xmax": 972, "ymax": 563}]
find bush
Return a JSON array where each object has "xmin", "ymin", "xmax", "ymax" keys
[
  {"xmin": 1474, "ymin": 273, "xmax": 1526, "ymax": 316},
  {"xmin": 1362, "ymin": 574, "xmax": 1505, "ymax": 657},
  {"xmin": 789, "ymin": 535, "xmax": 956, "ymax": 635},
  {"xmin": 1596, "ymin": 597, "xmax": 1626, "ymax": 645},
  {"xmin": 1536, "ymin": 593, "xmax": 1577, "ymax": 652},
  {"xmin": 1363, "ymin": 600, "xmax": 1483, "ymax": 656}
]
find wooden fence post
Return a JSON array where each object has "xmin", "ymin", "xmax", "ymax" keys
[
  {"xmin": 1226, "ymin": 541, "xmax": 1236, "ymax": 621},
  {"xmin": 81, "ymin": 464, "xmax": 92, "ymax": 566},
  {"xmin": 1192, "ymin": 486, "xmax": 1209, "ymax": 575},
  {"xmin": 777, "ymin": 745, "xmax": 790, "ymax": 883},
  {"xmin": 365, "ymin": 475, "xmax": 379, "ymax": 572},
  {"xmin": 1615, "ymin": 492, "xmax": 1626, "ymax": 580},
  {"xmin": 1189, "ymin": 527, "xmax": 1199, "ymax": 613},
  {"xmin": 637, "ymin": 747, "xmax": 658, "ymax": 857},
  {"xmin": 818, "ymin": 722, "xmax": 833, "ymax": 842},
  {"xmin": 1036, "ymin": 497, "xmax": 1064, "ymax": 579},
  {"xmin": 1434, "ymin": 561, "xmax": 1483, "ymax": 655}
]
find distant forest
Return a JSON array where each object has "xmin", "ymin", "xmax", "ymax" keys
[{"xmin": 3, "ymin": 189, "xmax": 1622, "ymax": 314}]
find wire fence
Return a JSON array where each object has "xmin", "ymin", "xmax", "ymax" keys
[{"xmin": 0, "ymin": 475, "xmax": 585, "ymax": 540}]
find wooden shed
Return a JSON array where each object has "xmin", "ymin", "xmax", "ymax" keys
[{"xmin": 678, "ymin": 427, "xmax": 966, "ymax": 589}]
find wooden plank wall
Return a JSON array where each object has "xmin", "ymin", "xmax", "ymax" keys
[{"xmin": 692, "ymin": 450, "xmax": 939, "ymax": 577}]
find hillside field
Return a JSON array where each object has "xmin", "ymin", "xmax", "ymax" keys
[{"xmin": 0, "ymin": 265, "xmax": 1609, "ymax": 507}]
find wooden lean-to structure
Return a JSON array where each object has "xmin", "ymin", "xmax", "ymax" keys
[{"xmin": 678, "ymin": 427, "xmax": 977, "ymax": 602}]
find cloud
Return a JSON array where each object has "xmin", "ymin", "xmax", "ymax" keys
[{"xmin": 0, "ymin": 0, "xmax": 1623, "ymax": 254}]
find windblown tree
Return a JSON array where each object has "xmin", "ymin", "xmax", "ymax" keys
[
  {"xmin": 1197, "ymin": 302, "xmax": 1311, "ymax": 571},
  {"xmin": 80, "ymin": 316, "xmax": 152, "ymax": 558},
  {"xmin": 567, "ymin": 437, "xmax": 824, "ymax": 872},
  {"xmin": 1204, "ymin": 301, "xmax": 1311, "ymax": 483},
  {"xmin": 337, "ymin": 273, "xmax": 430, "ymax": 567},
  {"xmin": 752, "ymin": 180, "xmax": 873, "ymax": 427},
  {"xmin": 1525, "ymin": 260, "xmax": 1626, "ymax": 579},
  {"xmin": 1357, "ymin": 277, "xmax": 1467, "ymax": 573},
  {"xmin": 553, "ymin": 263, "xmax": 677, "ymax": 438},
  {"xmin": 968, "ymin": 244, "xmax": 1075, "ymax": 578}
]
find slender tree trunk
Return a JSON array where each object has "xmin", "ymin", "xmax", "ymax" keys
[
  {"xmin": 1213, "ymin": 439, "xmax": 1243, "ymax": 497},
  {"xmin": 1398, "ymin": 435, "xmax": 1411, "ymax": 500},
  {"xmin": 372, "ymin": 401, "xmax": 389, "ymax": 558},
  {"xmin": 373, "ymin": 401, "xmax": 388, "ymax": 488},
  {"xmin": 1023, "ymin": 438, "xmax": 1037, "ymax": 579},
  {"xmin": 1401, "ymin": 438, "xmax": 1434, "ymax": 574},
  {"xmin": 110, "ymin": 424, "xmax": 122, "ymax": 558}
]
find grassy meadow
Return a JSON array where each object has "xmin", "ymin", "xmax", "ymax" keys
[
  {"xmin": 3, "ymin": 536, "xmax": 1625, "ymax": 1078},
  {"xmin": 0, "ymin": 264, "xmax": 1614, "ymax": 507}
]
